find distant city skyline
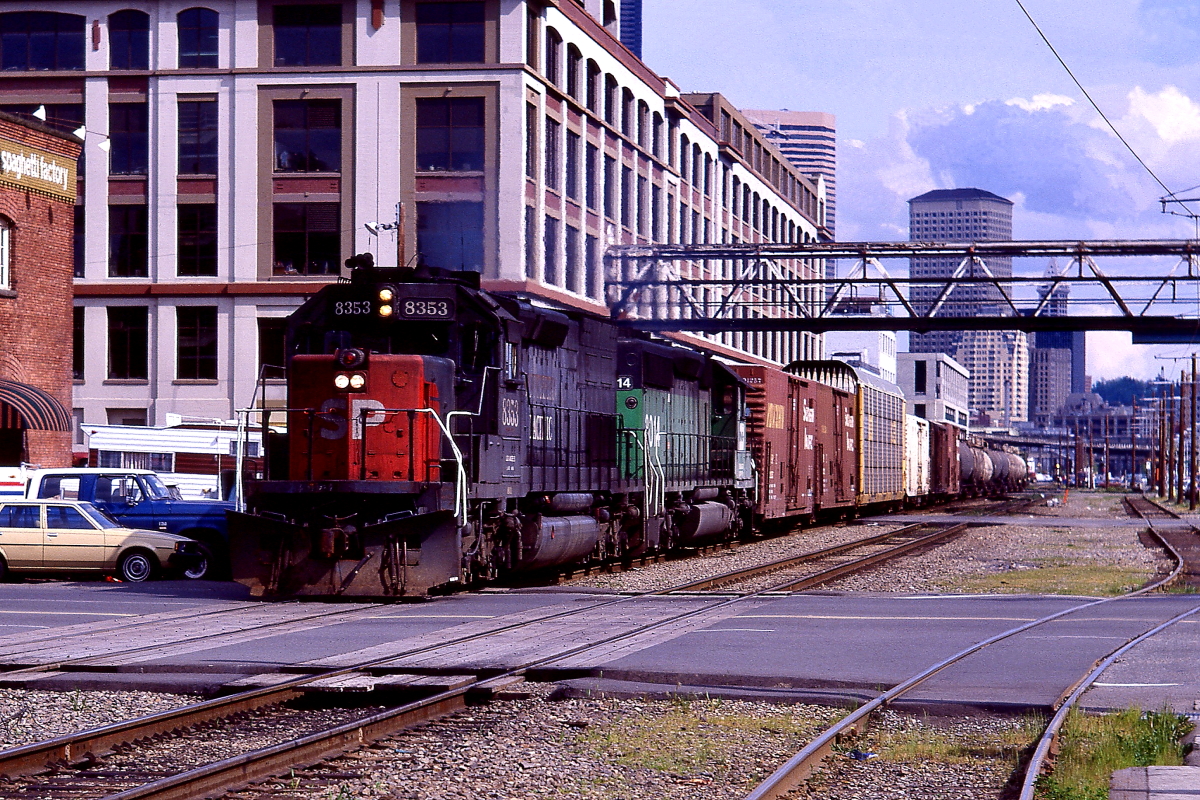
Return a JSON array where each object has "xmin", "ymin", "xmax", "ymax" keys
[{"xmin": 643, "ymin": 0, "xmax": 1200, "ymax": 380}]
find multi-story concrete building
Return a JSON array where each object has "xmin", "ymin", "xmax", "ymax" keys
[
  {"xmin": 825, "ymin": 330, "xmax": 896, "ymax": 383},
  {"xmin": 908, "ymin": 188, "xmax": 1013, "ymax": 355},
  {"xmin": 954, "ymin": 329, "xmax": 1029, "ymax": 427},
  {"xmin": 1026, "ymin": 272, "xmax": 1087, "ymax": 427},
  {"xmin": 896, "ymin": 352, "xmax": 969, "ymax": 430},
  {"xmin": 0, "ymin": 111, "xmax": 81, "ymax": 467},
  {"xmin": 0, "ymin": 0, "xmax": 826, "ymax": 432},
  {"xmin": 743, "ymin": 109, "xmax": 834, "ymax": 235}
]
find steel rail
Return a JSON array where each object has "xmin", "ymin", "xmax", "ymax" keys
[
  {"xmin": 1014, "ymin": 496, "xmax": 1194, "ymax": 797},
  {"xmin": 84, "ymin": 537, "xmax": 902, "ymax": 800},
  {"xmin": 665, "ymin": 521, "xmax": 939, "ymax": 592},
  {"xmin": 771, "ymin": 523, "xmax": 969, "ymax": 593},
  {"xmin": 742, "ymin": 496, "xmax": 1186, "ymax": 800},
  {"xmin": 1017, "ymin": 603, "xmax": 1200, "ymax": 800}
]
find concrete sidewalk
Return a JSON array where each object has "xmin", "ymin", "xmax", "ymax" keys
[{"xmin": 1110, "ymin": 766, "xmax": 1200, "ymax": 798}]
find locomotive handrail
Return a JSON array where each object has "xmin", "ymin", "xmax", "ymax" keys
[{"xmin": 358, "ymin": 406, "xmax": 469, "ymax": 523}]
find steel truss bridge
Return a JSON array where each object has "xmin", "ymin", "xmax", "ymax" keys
[{"xmin": 604, "ymin": 240, "xmax": 1200, "ymax": 341}]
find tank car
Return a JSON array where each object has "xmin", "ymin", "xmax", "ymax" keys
[{"xmin": 227, "ymin": 258, "xmax": 754, "ymax": 597}]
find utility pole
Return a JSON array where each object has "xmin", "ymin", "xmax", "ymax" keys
[
  {"xmin": 1168, "ymin": 385, "xmax": 1176, "ymax": 501},
  {"xmin": 1191, "ymin": 355, "xmax": 1197, "ymax": 510},
  {"xmin": 1178, "ymin": 372, "xmax": 1186, "ymax": 505},
  {"xmin": 1103, "ymin": 412, "xmax": 1110, "ymax": 489},
  {"xmin": 1131, "ymin": 398, "xmax": 1138, "ymax": 491}
]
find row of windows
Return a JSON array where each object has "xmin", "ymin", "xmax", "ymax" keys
[
  {"xmin": 75, "ymin": 305, "xmax": 217, "ymax": 381},
  {"xmin": 74, "ymin": 307, "xmax": 290, "ymax": 384},
  {"xmin": 0, "ymin": 8, "xmax": 217, "ymax": 71},
  {"xmin": 0, "ymin": 3, "xmax": 488, "ymax": 72}
]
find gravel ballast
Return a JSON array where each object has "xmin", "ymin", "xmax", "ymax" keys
[{"xmin": 0, "ymin": 688, "xmax": 195, "ymax": 749}]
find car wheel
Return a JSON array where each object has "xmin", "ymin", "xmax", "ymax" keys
[
  {"xmin": 181, "ymin": 545, "xmax": 211, "ymax": 580},
  {"xmin": 117, "ymin": 550, "xmax": 157, "ymax": 583}
]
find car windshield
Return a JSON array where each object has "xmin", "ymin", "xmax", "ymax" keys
[
  {"xmin": 141, "ymin": 475, "xmax": 170, "ymax": 500},
  {"xmin": 78, "ymin": 502, "xmax": 123, "ymax": 529}
]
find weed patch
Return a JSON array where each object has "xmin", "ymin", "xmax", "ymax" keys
[
  {"xmin": 1035, "ymin": 708, "xmax": 1192, "ymax": 799},
  {"xmin": 955, "ymin": 564, "xmax": 1151, "ymax": 596}
]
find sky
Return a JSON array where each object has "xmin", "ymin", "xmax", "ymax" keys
[{"xmin": 642, "ymin": 0, "xmax": 1200, "ymax": 382}]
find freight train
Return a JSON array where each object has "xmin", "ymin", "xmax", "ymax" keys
[{"xmin": 227, "ymin": 257, "xmax": 1025, "ymax": 598}]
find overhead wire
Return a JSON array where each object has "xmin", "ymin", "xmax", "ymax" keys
[{"xmin": 1011, "ymin": 0, "xmax": 1195, "ymax": 216}]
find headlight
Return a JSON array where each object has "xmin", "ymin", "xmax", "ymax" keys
[
  {"xmin": 334, "ymin": 374, "xmax": 351, "ymax": 389},
  {"xmin": 349, "ymin": 374, "xmax": 366, "ymax": 389},
  {"xmin": 378, "ymin": 304, "xmax": 393, "ymax": 317},
  {"xmin": 379, "ymin": 287, "xmax": 394, "ymax": 302}
]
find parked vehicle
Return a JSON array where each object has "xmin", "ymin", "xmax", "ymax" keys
[
  {"xmin": 0, "ymin": 499, "xmax": 207, "ymax": 582},
  {"xmin": 24, "ymin": 468, "xmax": 231, "ymax": 576}
]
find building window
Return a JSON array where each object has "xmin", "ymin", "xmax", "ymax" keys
[
  {"xmin": 565, "ymin": 225, "xmax": 580, "ymax": 293},
  {"xmin": 544, "ymin": 27, "xmax": 560, "ymax": 85},
  {"xmin": 585, "ymin": 142, "xmax": 598, "ymax": 211},
  {"xmin": 524, "ymin": 5, "xmax": 537, "ymax": 68},
  {"xmin": 178, "ymin": 205, "xmax": 217, "ymax": 276},
  {"xmin": 620, "ymin": 165, "xmax": 632, "ymax": 229},
  {"xmin": 0, "ymin": 216, "xmax": 9, "ymax": 291},
  {"xmin": 524, "ymin": 205, "xmax": 536, "ymax": 278},
  {"xmin": 915, "ymin": 403, "xmax": 926, "ymax": 419},
  {"xmin": 108, "ymin": 10, "xmax": 149, "ymax": 70},
  {"xmin": 177, "ymin": 306, "xmax": 218, "ymax": 380},
  {"xmin": 525, "ymin": 102, "xmax": 537, "ymax": 179},
  {"xmin": 273, "ymin": 203, "xmax": 339, "ymax": 275},
  {"xmin": 273, "ymin": 4, "xmax": 341, "ymax": 67},
  {"xmin": 914, "ymin": 359, "xmax": 927, "ymax": 394},
  {"xmin": 415, "ymin": 96, "xmax": 484, "ymax": 171},
  {"xmin": 273, "ymin": 99, "xmax": 341, "ymax": 172},
  {"xmin": 178, "ymin": 7, "xmax": 218, "ymax": 67},
  {"xmin": 543, "ymin": 214, "xmax": 558, "ymax": 285},
  {"xmin": 73, "ymin": 206, "xmax": 84, "ymax": 278},
  {"xmin": 73, "ymin": 307, "xmax": 84, "ymax": 380},
  {"xmin": 585, "ymin": 60, "xmax": 600, "ymax": 113},
  {"xmin": 603, "ymin": 154, "xmax": 616, "ymax": 219},
  {"xmin": 416, "ymin": 201, "xmax": 483, "ymax": 272},
  {"xmin": 178, "ymin": 99, "xmax": 218, "ymax": 174},
  {"xmin": 603, "ymin": 75, "xmax": 617, "ymax": 126},
  {"xmin": 0, "ymin": 12, "xmax": 84, "ymax": 71},
  {"xmin": 621, "ymin": 89, "xmax": 633, "ymax": 138},
  {"xmin": 107, "ymin": 306, "xmax": 149, "ymax": 380},
  {"xmin": 108, "ymin": 205, "xmax": 148, "ymax": 278},
  {"xmin": 257, "ymin": 318, "xmax": 288, "ymax": 376},
  {"xmin": 416, "ymin": 1, "xmax": 484, "ymax": 63},
  {"xmin": 566, "ymin": 44, "xmax": 581, "ymax": 99},
  {"xmin": 544, "ymin": 118, "xmax": 560, "ymax": 191},
  {"xmin": 110, "ymin": 103, "xmax": 148, "ymax": 175},
  {"xmin": 565, "ymin": 131, "xmax": 580, "ymax": 202},
  {"xmin": 585, "ymin": 233, "xmax": 598, "ymax": 298}
]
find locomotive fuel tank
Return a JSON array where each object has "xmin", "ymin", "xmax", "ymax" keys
[
  {"xmin": 520, "ymin": 515, "xmax": 602, "ymax": 570},
  {"xmin": 676, "ymin": 501, "xmax": 737, "ymax": 544}
]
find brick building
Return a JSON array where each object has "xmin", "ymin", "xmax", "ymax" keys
[{"xmin": 0, "ymin": 111, "xmax": 81, "ymax": 467}]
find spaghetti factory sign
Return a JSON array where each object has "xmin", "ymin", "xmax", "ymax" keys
[{"xmin": 0, "ymin": 135, "xmax": 77, "ymax": 202}]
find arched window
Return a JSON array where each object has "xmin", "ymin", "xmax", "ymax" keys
[
  {"xmin": 0, "ymin": 12, "xmax": 84, "ymax": 71},
  {"xmin": 178, "ymin": 8, "xmax": 218, "ymax": 68},
  {"xmin": 109, "ymin": 10, "xmax": 149, "ymax": 70},
  {"xmin": 585, "ymin": 59, "xmax": 600, "ymax": 113},
  {"xmin": 565, "ymin": 44, "xmax": 581, "ymax": 99},
  {"xmin": 544, "ymin": 27, "xmax": 561, "ymax": 85},
  {"xmin": 0, "ymin": 216, "xmax": 11, "ymax": 291}
]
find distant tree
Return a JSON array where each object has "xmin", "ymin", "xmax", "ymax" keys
[{"xmin": 1092, "ymin": 377, "xmax": 1152, "ymax": 406}]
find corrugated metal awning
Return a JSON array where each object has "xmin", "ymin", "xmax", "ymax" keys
[{"xmin": 0, "ymin": 380, "xmax": 71, "ymax": 432}]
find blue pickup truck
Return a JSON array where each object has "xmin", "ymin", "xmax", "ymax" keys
[{"xmin": 24, "ymin": 468, "xmax": 232, "ymax": 578}]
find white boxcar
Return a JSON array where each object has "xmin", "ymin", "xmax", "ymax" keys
[{"xmin": 904, "ymin": 415, "xmax": 931, "ymax": 500}]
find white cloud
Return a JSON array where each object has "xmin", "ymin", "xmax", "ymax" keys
[
  {"xmin": 1005, "ymin": 94, "xmax": 1076, "ymax": 112},
  {"xmin": 1126, "ymin": 85, "xmax": 1200, "ymax": 143}
]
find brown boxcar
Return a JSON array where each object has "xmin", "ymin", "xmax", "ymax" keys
[
  {"xmin": 811, "ymin": 380, "xmax": 857, "ymax": 514},
  {"xmin": 733, "ymin": 364, "xmax": 814, "ymax": 523},
  {"xmin": 928, "ymin": 420, "xmax": 961, "ymax": 497}
]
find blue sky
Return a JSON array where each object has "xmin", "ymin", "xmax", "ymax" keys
[{"xmin": 643, "ymin": 0, "xmax": 1200, "ymax": 381}]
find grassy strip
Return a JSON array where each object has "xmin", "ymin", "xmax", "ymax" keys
[
  {"xmin": 873, "ymin": 715, "xmax": 1043, "ymax": 766},
  {"xmin": 957, "ymin": 563, "xmax": 1151, "ymax": 596},
  {"xmin": 1036, "ymin": 708, "xmax": 1193, "ymax": 799}
]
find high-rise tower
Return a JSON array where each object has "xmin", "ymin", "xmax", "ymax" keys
[{"xmin": 744, "ymin": 109, "xmax": 836, "ymax": 234}]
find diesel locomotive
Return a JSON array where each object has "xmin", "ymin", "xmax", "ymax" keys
[{"xmin": 227, "ymin": 256, "xmax": 1025, "ymax": 598}]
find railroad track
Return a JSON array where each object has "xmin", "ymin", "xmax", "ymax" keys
[
  {"xmin": 0, "ymin": 494, "xmax": 1041, "ymax": 799},
  {"xmin": 1125, "ymin": 494, "xmax": 1200, "ymax": 588},
  {"xmin": 666, "ymin": 495, "xmax": 1038, "ymax": 593},
  {"xmin": 739, "ymin": 492, "xmax": 1194, "ymax": 800}
]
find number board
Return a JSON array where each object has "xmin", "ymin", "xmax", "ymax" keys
[
  {"xmin": 397, "ymin": 297, "xmax": 455, "ymax": 320},
  {"xmin": 332, "ymin": 299, "xmax": 374, "ymax": 317}
]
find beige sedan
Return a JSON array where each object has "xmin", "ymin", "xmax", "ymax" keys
[{"xmin": 0, "ymin": 500, "xmax": 207, "ymax": 582}]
